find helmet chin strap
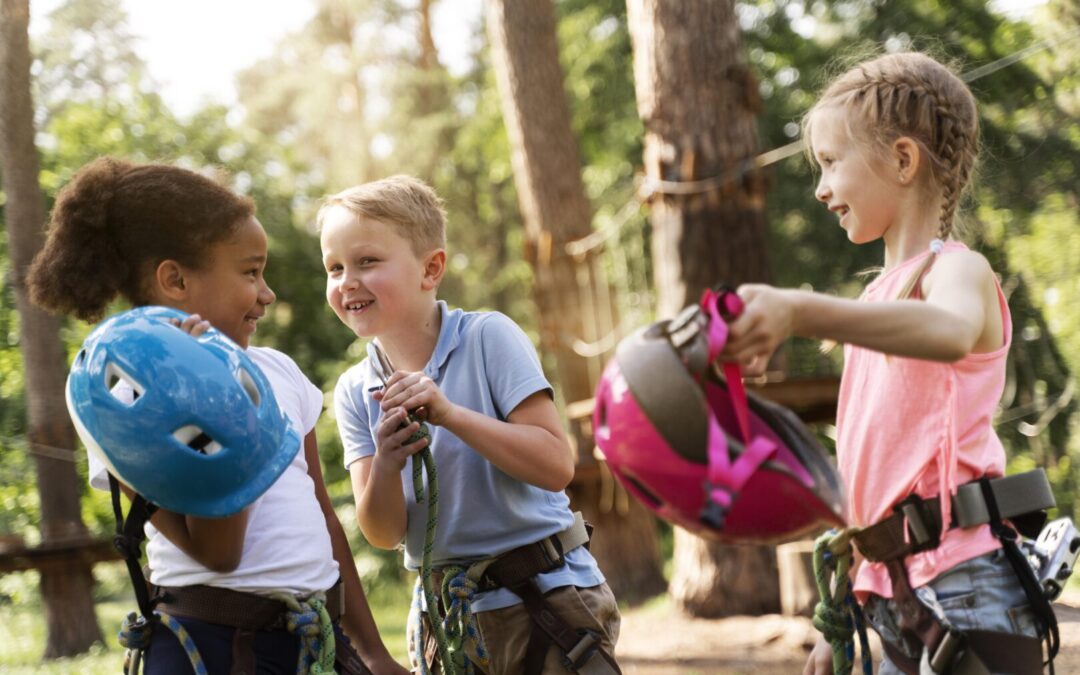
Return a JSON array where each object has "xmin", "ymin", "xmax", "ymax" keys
[{"xmin": 700, "ymin": 287, "xmax": 752, "ymax": 443}]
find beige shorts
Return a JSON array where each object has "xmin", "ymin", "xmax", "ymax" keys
[{"xmin": 409, "ymin": 582, "xmax": 621, "ymax": 675}]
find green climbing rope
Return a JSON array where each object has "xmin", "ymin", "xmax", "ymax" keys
[
  {"xmin": 440, "ymin": 565, "xmax": 491, "ymax": 673},
  {"xmin": 272, "ymin": 592, "xmax": 336, "ymax": 674},
  {"xmin": 409, "ymin": 415, "xmax": 460, "ymax": 675},
  {"xmin": 811, "ymin": 528, "xmax": 873, "ymax": 675}
]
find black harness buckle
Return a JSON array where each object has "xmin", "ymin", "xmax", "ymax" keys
[{"xmin": 893, "ymin": 494, "xmax": 941, "ymax": 554}]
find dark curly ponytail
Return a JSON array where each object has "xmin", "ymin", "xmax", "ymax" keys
[{"xmin": 28, "ymin": 157, "xmax": 255, "ymax": 321}]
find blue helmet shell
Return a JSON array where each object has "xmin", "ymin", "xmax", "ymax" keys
[{"xmin": 65, "ymin": 306, "xmax": 301, "ymax": 517}]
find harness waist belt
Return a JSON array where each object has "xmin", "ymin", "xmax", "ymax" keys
[
  {"xmin": 155, "ymin": 578, "xmax": 345, "ymax": 631},
  {"xmin": 481, "ymin": 511, "xmax": 591, "ymax": 590},
  {"xmin": 854, "ymin": 470, "xmax": 1055, "ymax": 563}
]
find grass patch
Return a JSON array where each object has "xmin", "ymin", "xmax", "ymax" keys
[{"xmin": 0, "ymin": 563, "xmax": 416, "ymax": 670}]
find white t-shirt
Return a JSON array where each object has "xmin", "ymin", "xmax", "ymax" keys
[{"xmin": 88, "ymin": 346, "xmax": 338, "ymax": 595}]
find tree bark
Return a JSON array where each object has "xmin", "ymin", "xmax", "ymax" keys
[
  {"xmin": 484, "ymin": 0, "xmax": 666, "ymax": 601},
  {"xmin": 0, "ymin": 0, "xmax": 102, "ymax": 656},
  {"xmin": 626, "ymin": 0, "xmax": 780, "ymax": 616}
]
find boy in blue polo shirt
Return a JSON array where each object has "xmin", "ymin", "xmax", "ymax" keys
[{"xmin": 319, "ymin": 175, "xmax": 621, "ymax": 675}]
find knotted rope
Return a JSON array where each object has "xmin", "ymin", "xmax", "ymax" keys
[
  {"xmin": 812, "ymin": 528, "xmax": 873, "ymax": 675},
  {"xmin": 272, "ymin": 592, "xmax": 336, "ymax": 674},
  {"xmin": 441, "ymin": 566, "xmax": 491, "ymax": 673}
]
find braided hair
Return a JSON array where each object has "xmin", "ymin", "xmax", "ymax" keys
[{"xmin": 803, "ymin": 52, "xmax": 980, "ymax": 298}]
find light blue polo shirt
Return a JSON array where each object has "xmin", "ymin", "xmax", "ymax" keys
[{"xmin": 334, "ymin": 301, "xmax": 604, "ymax": 611}]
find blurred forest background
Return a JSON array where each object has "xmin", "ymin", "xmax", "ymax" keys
[{"xmin": 2, "ymin": 0, "xmax": 1079, "ymax": 669}]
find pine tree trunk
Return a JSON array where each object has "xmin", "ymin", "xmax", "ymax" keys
[
  {"xmin": 485, "ymin": 0, "xmax": 665, "ymax": 600},
  {"xmin": 626, "ymin": 0, "xmax": 780, "ymax": 616},
  {"xmin": 0, "ymin": 0, "xmax": 103, "ymax": 656}
]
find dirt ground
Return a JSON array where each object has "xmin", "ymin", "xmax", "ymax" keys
[{"xmin": 613, "ymin": 589, "xmax": 1080, "ymax": 674}]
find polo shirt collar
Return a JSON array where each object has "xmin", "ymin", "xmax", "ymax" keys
[
  {"xmin": 366, "ymin": 301, "xmax": 462, "ymax": 380},
  {"xmin": 425, "ymin": 300, "xmax": 463, "ymax": 378}
]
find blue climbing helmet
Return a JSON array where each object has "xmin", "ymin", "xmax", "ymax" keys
[{"xmin": 65, "ymin": 306, "xmax": 301, "ymax": 517}]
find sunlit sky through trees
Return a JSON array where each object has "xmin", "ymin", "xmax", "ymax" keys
[
  {"xmin": 29, "ymin": 0, "xmax": 1044, "ymax": 119},
  {"xmin": 31, "ymin": 0, "xmax": 484, "ymax": 117}
]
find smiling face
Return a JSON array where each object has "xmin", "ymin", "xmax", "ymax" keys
[
  {"xmin": 179, "ymin": 216, "xmax": 275, "ymax": 348},
  {"xmin": 809, "ymin": 106, "xmax": 901, "ymax": 245},
  {"xmin": 320, "ymin": 205, "xmax": 436, "ymax": 339}
]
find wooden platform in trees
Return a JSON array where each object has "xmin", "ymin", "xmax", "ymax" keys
[{"xmin": 0, "ymin": 536, "xmax": 120, "ymax": 575}]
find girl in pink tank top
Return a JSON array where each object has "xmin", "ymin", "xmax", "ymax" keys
[{"xmin": 719, "ymin": 53, "xmax": 1042, "ymax": 674}]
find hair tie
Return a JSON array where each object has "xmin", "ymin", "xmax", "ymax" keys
[{"xmin": 929, "ymin": 238, "xmax": 945, "ymax": 255}]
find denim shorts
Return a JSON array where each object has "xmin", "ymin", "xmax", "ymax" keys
[{"xmin": 862, "ymin": 549, "xmax": 1040, "ymax": 674}]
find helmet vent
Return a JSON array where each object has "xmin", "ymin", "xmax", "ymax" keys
[
  {"xmin": 173, "ymin": 425, "xmax": 224, "ymax": 456},
  {"xmin": 624, "ymin": 474, "xmax": 662, "ymax": 509},
  {"xmin": 105, "ymin": 362, "xmax": 144, "ymax": 404},
  {"xmin": 236, "ymin": 368, "xmax": 261, "ymax": 406}
]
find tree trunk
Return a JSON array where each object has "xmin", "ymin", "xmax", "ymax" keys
[
  {"xmin": 484, "ymin": 0, "xmax": 665, "ymax": 601},
  {"xmin": 0, "ymin": 0, "xmax": 103, "ymax": 656},
  {"xmin": 626, "ymin": 0, "xmax": 780, "ymax": 616}
]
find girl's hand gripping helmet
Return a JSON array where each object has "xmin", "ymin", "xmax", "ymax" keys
[
  {"xmin": 593, "ymin": 288, "xmax": 845, "ymax": 543},
  {"xmin": 65, "ymin": 306, "xmax": 301, "ymax": 517}
]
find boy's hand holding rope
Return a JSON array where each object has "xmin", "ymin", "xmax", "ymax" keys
[
  {"xmin": 812, "ymin": 527, "xmax": 873, "ymax": 675},
  {"xmin": 371, "ymin": 343, "xmax": 463, "ymax": 675}
]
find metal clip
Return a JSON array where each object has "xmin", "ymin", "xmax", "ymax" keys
[
  {"xmin": 370, "ymin": 341, "xmax": 395, "ymax": 387},
  {"xmin": 562, "ymin": 630, "xmax": 600, "ymax": 671}
]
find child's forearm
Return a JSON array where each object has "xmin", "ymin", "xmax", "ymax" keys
[
  {"xmin": 149, "ymin": 508, "xmax": 250, "ymax": 572},
  {"xmin": 122, "ymin": 480, "xmax": 248, "ymax": 572},
  {"xmin": 441, "ymin": 398, "xmax": 575, "ymax": 492},
  {"xmin": 786, "ymin": 289, "xmax": 981, "ymax": 361},
  {"xmin": 352, "ymin": 460, "xmax": 408, "ymax": 549}
]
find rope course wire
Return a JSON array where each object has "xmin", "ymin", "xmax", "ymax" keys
[{"xmin": 0, "ymin": 434, "xmax": 80, "ymax": 462}]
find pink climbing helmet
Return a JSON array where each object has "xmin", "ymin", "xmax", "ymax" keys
[{"xmin": 593, "ymin": 287, "xmax": 845, "ymax": 543}]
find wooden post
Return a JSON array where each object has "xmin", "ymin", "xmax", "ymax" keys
[{"xmin": 777, "ymin": 540, "xmax": 817, "ymax": 617}]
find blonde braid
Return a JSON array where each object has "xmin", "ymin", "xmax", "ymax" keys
[{"xmin": 890, "ymin": 68, "xmax": 977, "ymax": 299}]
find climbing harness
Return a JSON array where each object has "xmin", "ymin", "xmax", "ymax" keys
[
  {"xmin": 812, "ymin": 470, "xmax": 1070, "ymax": 674},
  {"xmin": 108, "ymin": 470, "xmax": 356, "ymax": 674},
  {"xmin": 479, "ymin": 515, "xmax": 620, "ymax": 675},
  {"xmin": 407, "ymin": 513, "xmax": 619, "ymax": 675},
  {"xmin": 593, "ymin": 286, "xmax": 845, "ymax": 543},
  {"xmin": 370, "ymin": 342, "xmax": 620, "ymax": 675}
]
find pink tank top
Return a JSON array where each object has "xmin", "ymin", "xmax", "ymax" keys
[{"xmin": 836, "ymin": 241, "xmax": 1010, "ymax": 599}]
